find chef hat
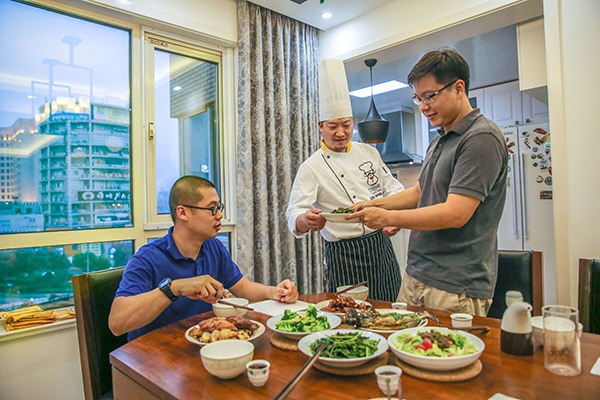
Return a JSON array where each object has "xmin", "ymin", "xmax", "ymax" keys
[{"xmin": 319, "ymin": 59, "xmax": 353, "ymax": 121}]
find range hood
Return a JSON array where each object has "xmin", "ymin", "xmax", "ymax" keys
[{"xmin": 371, "ymin": 110, "xmax": 416, "ymax": 164}]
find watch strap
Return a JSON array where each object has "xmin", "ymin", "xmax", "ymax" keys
[{"xmin": 159, "ymin": 278, "xmax": 177, "ymax": 301}]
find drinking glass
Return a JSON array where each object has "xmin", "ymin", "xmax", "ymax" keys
[
  {"xmin": 542, "ymin": 305, "xmax": 581, "ymax": 376},
  {"xmin": 374, "ymin": 365, "xmax": 402, "ymax": 399}
]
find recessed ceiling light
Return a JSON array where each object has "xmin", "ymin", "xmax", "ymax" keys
[
  {"xmin": 349, "ymin": 80, "xmax": 408, "ymax": 98},
  {"xmin": 321, "ymin": 12, "xmax": 332, "ymax": 19},
  {"xmin": 173, "ymin": 86, "xmax": 182, "ymax": 91}
]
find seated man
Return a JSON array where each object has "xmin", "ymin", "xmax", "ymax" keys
[{"xmin": 109, "ymin": 175, "xmax": 298, "ymax": 341}]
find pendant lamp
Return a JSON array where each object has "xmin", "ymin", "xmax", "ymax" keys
[{"xmin": 357, "ymin": 59, "xmax": 389, "ymax": 144}]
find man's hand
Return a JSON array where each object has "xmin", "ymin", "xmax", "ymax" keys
[
  {"xmin": 299, "ymin": 209, "xmax": 326, "ymax": 233},
  {"xmin": 272, "ymin": 279, "xmax": 298, "ymax": 303},
  {"xmin": 349, "ymin": 207, "xmax": 391, "ymax": 230},
  {"xmin": 349, "ymin": 200, "xmax": 373, "ymax": 212},
  {"xmin": 171, "ymin": 275, "xmax": 226, "ymax": 304},
  {"xmin": 382, "ymin": 226, "xmax": 399, "ymax": 236}
]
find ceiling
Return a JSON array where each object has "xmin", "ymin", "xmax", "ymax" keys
[
  {"xmin": 247, "ymin": 0, "xmax": 394, "ymax": 31},
  {"xmin": 248, "ymin": 0, "xmax": 543, "ymax": 117}
]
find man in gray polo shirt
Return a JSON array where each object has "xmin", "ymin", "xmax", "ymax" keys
[{"xmin": 349, "ymin": 48, "xmax": 508, "ymax": 316}]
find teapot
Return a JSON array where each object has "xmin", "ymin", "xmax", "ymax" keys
[{"xmin": 500, "ymin": 301, "xmax": 533, "ymax": 356}]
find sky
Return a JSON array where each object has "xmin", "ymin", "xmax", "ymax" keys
[{"xmin": 0, "ymin": 0, "xmax": 130, "ymax": 127}]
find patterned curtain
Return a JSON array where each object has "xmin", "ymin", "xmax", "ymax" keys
[{"xmin": 236, "ymin": 0, "xmax": 324, "ymax": 294}]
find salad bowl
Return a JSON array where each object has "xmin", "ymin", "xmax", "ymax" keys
[
  {"xmin": 388, "ymin": 327, "xmax": 485, "ymax": 371},
  {"xmin": 298, "ymin": 329, "xmax": 388, "ymax": 368}
]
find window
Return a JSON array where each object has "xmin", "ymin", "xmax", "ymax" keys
[
  {"xmin": 0, "ymin": 0, "xmax": 131, "ymax": 234},
  {"xmin": 144, "ymin": 34, "xmax": 225, "ymax": 225},
  {"xmin": 0, "ymin": 0, "xmax": 236, "ymax": 316},
  {"xmin": 0, "ymin": 241, "xmax": 133, "ymax": 312}
]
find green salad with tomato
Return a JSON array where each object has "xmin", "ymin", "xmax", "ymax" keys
[{"xmin": 393, "ymin": 330, "xmax": 478, "ymax": 357}]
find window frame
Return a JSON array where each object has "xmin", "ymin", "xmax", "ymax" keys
[{"xmin": 142, "ymin": 32, "xmax": 237, "ymax": 230}]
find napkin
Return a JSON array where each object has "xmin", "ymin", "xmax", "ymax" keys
[
  {"xmin": 488, "ymin": 394, "xmax": 520, "ymax": 400},
  {"xmin": 591, "ymin": 357, "xmax": 600, "ymax": 376},
  {"xmin": 249, "ymin": 300, "xmax": 311, "ymax": 316}
]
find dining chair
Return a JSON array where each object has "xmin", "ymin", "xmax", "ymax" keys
[
  {"xmin": 72, "ymin": 267, "xmax": 127, "ymax": 400},
  {"xmin": 487, "ymin": 250, "xmax": 543, "ymax": 319},
  {"xmin": 578, "ymin": 258, "xmax": 600, "ymax": 334}
]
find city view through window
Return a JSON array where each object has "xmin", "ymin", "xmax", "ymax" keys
[{"xmin": 0, "ymin": 0, "xmax": 132, "ymax": 311}]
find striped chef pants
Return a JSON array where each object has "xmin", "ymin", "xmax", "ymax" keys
[{"xmin": 323, "ymin": 229, "xmax": 402, "ymax": 302}]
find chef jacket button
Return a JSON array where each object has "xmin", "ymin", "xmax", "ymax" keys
[
  {"xmin": 340, "ymin": 174, "xmax": 344, "ymax": 178},
  {"xmin": 353, "ymin": 195, "xmax": 356, "ymax": 199},
  {"xmin": 327, "ymin": 155, "xmax": 330, "ymax": 159}
]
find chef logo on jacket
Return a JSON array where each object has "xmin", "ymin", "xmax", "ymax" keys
[{"xmin": 359, "ymin": 162, "xmax": 379, "ymax": 186}]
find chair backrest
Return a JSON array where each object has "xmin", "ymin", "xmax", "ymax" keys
[
  {"xmin": 72, "ymin": 267, "xmax": 127, "ymax": 400},
  {"xmin": 488, "ymin": 250, "xmax": 543, "ymax": 319},
  {"xmin": 578, "ymin": 258, "xmax": 600, "ymax": 334}
]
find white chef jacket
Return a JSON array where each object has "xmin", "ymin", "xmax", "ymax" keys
[{"xmin": 286, "ymin": 142, "xmax": 404, "ymax": 242}]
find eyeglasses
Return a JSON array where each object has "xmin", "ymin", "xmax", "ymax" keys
[
  {"xmin": 180, "ymin": 202, "xmax": 225, "ymax": 216},
  {"xmin": 411, "ymin": 79, "xmax": 459, "ymax": 106}
]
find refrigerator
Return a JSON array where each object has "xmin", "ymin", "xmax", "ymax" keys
[{"xmin": 497, "ymin": 123, "xmax": 557, "ymax": 305}]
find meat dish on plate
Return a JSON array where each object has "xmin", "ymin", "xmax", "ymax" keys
[{"xmin": 186, "ymin": 316, "xmax": 263, "ymax": 344}]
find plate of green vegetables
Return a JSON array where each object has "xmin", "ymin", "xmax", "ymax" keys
[
  {"xmin": 266, "ymin": 305, "xmax": 342, "ymax": 340},
  {"xmin": 297, "ymin": 329, "xmax": 388, "ymax": 368}
]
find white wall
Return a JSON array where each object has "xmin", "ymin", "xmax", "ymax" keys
[
  {"xmin": 543, "ymin": 0, "xmax": 600, "ymax": 305},
  {"xmin": 319, "ymin": 0, "xmax": 525, "ymax": 60},
  {"xmin": 0, "ymin": 324, "xmax": 84, "ymax": 400}
]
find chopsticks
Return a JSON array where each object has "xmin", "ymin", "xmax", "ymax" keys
[
  {"xmin": 455, "ymin": 326, "xmax": 491, "ymax": 333},
  {"xmin": 273, "ymin": 344, "xmax": 326, "ymax": 400},
  {"xmin": 336, "ymin": 280, "xmax": 368, "ymax": 295},
  {"xmin": 217, "ymin": 299, "xmax": 254, "ymax": 311}
]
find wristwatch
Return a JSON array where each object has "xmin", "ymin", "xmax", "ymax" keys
[{"xmin": 158, "ymin": 277, "xmax": 177, "ymax": 301}]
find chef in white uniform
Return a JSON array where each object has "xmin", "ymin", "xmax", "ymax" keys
[{"xmin": 286, "ymin": 59, "xmax": 405, "ymax": 302}]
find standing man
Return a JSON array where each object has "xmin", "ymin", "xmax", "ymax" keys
[
  {"xmin": 286, "ymin": 59, "xmax": 404, "ymax": 302},
  {"xmin": 109, "ymin": 175, "xmax": 298, "ymax": 341},
  {"xmin": 350, "ymin": 48, "xmax": 508, "ymax": 316}
]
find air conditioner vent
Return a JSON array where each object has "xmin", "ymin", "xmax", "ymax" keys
[{"xmin": 289, "ymin": 0, "xmax": 309, "ymax": 4}]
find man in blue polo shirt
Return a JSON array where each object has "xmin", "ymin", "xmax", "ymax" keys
[{"xmin": 109, "ymin": 175, "xmax": 298, "ymax": 341}]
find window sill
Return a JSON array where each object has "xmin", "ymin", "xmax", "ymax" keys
[{"xmin": 0, "ymin": 317, "xmax": 76, "ymax": 343}]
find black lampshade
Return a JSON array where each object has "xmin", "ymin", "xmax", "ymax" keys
[{"xmin": 357, "ymin": 59, "xmax": 389, "ymax": 144}]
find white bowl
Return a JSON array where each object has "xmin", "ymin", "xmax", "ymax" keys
[
  {"xmin": 298, "ymin": 329, "xmax": 388, "ymax": 369},
  {"xmin": 336, "ymin": 285, "xmax": 369, "ymax": 301},
  {"xmin": 531, "ymin": 316, "xmax": 583, "ymax": 347},
  {"xmin": 388, "ymin": 327, "xmax": 485, "ymax": 371},
  {"xmin": 200, "ymin": 340, "xmax": 254, "ymax": 379},
  {"xmin": 212, "ymin": 298, "xmax": 249, "ymax": 317},
  {"xmin": 266, "ymin": 312, "xmax": 342, "ymax": 340},
  {"xmin": 450, "ymin": 313, "xmax": 473, "ymax": 328}
]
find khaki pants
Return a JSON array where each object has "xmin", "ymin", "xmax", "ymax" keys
[{"xmin": 398, "ymin": 273, "xmax": 492, "ymax": 317}]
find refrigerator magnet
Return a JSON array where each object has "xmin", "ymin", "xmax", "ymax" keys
[
  {"xmin": 536, "ymin": 175, "xmax": 544, "ymax": 183},
  {"xmin": 545, "ymin": 176, "xmax": 553, "ymax": 186}
]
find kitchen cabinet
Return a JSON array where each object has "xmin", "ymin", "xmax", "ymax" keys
[{"xmin": 472, "ymin": 80, "xmax": 549, "ymax": 127}]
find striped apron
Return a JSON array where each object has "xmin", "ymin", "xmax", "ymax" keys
[{"xmin": 323, "ymin": 229, "xmax": 402, "ymax": 302}]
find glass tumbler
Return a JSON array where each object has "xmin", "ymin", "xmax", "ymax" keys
[{"xmin": 542, "ymin": 305, "xmax": 581, "ymax": 376}]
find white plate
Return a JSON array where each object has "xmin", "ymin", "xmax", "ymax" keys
[
  {"xmin": 315, "ymin": 299, "xmax": 372, "ymax": 316},
  {"xmin": 387, "ymin": 327, "xmax": 485, "ymax": 371},
  {"xmin": 298, "ymin": 329, "xmax": 388, "ymax": 369},
  {"xmin": 321, "ymin": 212, "xmax": 360, "ymax": 223},
  {"xmin": 266, "ymin": 311, "xmax": 342, "ymax": 340},
  {"xmin": 359, "ymin": 309, "xmax": 428, "ymax": 334},
  {"xmin": 185, "ymin": 320, "xmax": 265, "ymax": 347}
]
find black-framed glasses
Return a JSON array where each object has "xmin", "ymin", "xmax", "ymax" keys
[
  {"xmin": 412, "ymin": 79, "xmax": 459, "ymax": 106},
  {"xmin": 180, "ymin": 202, "xmax": 225, "ymax": 216}
]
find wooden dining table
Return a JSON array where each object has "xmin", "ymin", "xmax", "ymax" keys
[{"xmin": 110, "ymin": 294, "xmax": 600, "ymax": 399}]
